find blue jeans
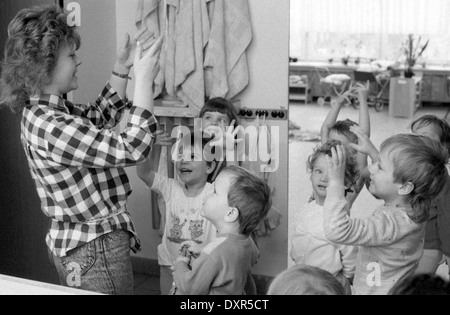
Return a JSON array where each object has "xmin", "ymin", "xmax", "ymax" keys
[{"xmin": 50, "ymin": 229, "xmax": 134, "ymax": 295}]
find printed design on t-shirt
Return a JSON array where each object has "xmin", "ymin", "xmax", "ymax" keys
[
  {"xmin": 188, "ymin": 220, "xmax": 204, "ymax": 241},
  {"xmin": 169, "ymin": 214, "xmax": 187, "ymax": 240},
  {"xmin": 167, "ymin": 213, "xmax": 205, "ymax": 244}
]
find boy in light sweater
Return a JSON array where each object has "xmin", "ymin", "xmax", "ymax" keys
[{"xmin": 173, "ymin": 166, "xmax": 272, "ymax": 295}]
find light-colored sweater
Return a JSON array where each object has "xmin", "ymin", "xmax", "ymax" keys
[
  {"xmin": 324, "ymin": 185, "xmax": 425, "ymax": 295},
  {"xmin": 173, "ymin": 233, "xmax": 259, "ymax": 295}
]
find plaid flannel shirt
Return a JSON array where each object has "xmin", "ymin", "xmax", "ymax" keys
[{"xmin": 21, "ymin": 83, "xmax": 157, "ymax": 257}]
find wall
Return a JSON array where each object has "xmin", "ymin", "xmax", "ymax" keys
[
  {"xmin": 65, "ymin": 0, "xmax": 118, "ymax": 104},
  {"xmin": 0, "ymin": 0, "xmax": 60, "ymax": 285}
]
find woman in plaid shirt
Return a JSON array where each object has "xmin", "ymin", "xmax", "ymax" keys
[{"xmin": 0, "ymin": 4, "xmax": 162, "ymax": 295}]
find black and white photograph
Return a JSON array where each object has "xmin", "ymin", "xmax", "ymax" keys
[{"xmin": 0, "ymin": 0, "xmax": 449, "ymax": 299}]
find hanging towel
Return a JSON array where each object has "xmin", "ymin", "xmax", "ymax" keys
[
  {"xmin": 165, "ymin": 0, "xmax": 179, "ymax": 99},
  {"xmin": 173, "ymin": 0, "xmax": 210, "ymax": 111},
  {"xmin": 135, "ymin": 0, "xmax": 166, "ymax": 98},
  {"xmin": 135, "ymin": 0, "xmax": 161, "ymax": 31},
  {"xmin": 204, "ymin": 0, "xmax": 252, "ymax": 99}
]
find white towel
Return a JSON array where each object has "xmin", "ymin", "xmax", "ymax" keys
[
  {"xmin": 174, "ymin": 0, "xmax": 210, "ymax": 111},
  {"xmin": 204, "ymin": 0, "xmax": 252, "ymax": 99}
]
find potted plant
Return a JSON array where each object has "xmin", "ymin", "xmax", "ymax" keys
[{"xmin": 402, "ymin": 34, "xmax": 429, "ymax": 78}]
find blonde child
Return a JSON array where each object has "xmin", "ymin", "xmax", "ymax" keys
[
  {"xmin": 290, "ymin": 139, "xmax": 359, "ymax": 294},
  {"xmin": 172, "ymin": 166, "xmax": 271, "ymax": 295},
  {"xmin": 411, "ymin": 115, "xmax": 450, "ymax": 277},
  {"xmin": 267, "ymin": 265, "xmax": 346, "ymax": 295},
  {"xmin": 136, "ymin": 131, "xmax": 218, "ymax": 295},
  {"xmin": 0, "ymin": 4, "xmax": 162, "ymax": 295},
  {"xmin": 325, "ymin": 131, "xmax": 449, "ymax": 295}
]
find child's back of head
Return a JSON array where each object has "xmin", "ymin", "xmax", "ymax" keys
[
  {"xmin": 267, "ymin": 265, "xmax": 346, "ymax": 295},
  {"xmin": 0, "ymin": 4, "xmax": 80, "ymax": 112},
  {"xmin": 381, "ymin": 133, "xmax": 449, "ymax": 223},
  {"xmin": 221, "ymin": 166, "xmax": 272, "ymax": 236},
  {"xmin": 389, "ymin": 274, "xmax": 450, "ymax": 295},
  {"xmin": 330, "ymin": 119, "xmax": 358, "ymax": 144},
  {"xmin": 411, "ymin": 114, "xmax": 450, "ymax": 155}
]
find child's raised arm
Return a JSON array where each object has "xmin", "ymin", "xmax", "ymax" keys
[
  {"xmin": 357, "ymin": 82, "xmax": 371, "ymax": 138},
  {"xmin": 136, "ymin": 157, "xmax": 157, "ymax": 188},
  {"xmin": 321, "ymin": 99, "xmax": 344, "ymax": 144}
]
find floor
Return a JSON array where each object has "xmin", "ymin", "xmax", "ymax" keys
[
  {"xmin": 133, "ymin": 272, "xmax": 160, "ymax": 295},
  {"xmin": 288, "ymin": 99, "xmax": 450, "ymax": 281}
]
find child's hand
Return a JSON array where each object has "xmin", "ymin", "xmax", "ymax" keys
[
  {"xmin": 356, "ymin": 81, "xmax": 370, "ymax": 102},
  {"xmin": 154, "ymin": 130, "xmax": 173, "ymax": 146},
  {"xmin": 348, "ymin": 125, "xmax": 378, "ymax": 158},
  {"xmin": 175, "ymin": 255, "xmax": 190, "ymax": 265},
  {"xmin": 205, "ymin": 120, "xmax": 244, "ymax": 152},
  {"xmin": 326, "ymin": 145, "xmax": 347, "ymax": 188},
  {"xmin": 180, "ymin": 241, "xmax": 203, "ymax": 256},
  {"xmin": 117, "ymin": 29, "xmax": 156, "ymax": 69}
]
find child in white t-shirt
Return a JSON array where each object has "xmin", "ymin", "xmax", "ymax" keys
[{"xmin": 137, "ymin": 131, "xmax": 217, "ymax": 295}]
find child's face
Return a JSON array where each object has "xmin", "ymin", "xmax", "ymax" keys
[
  {"xmin": 310, "ymin": 154, "xmax": 329, "ymax": 205},
  {"xmin": 175, "ymin": 145, "xmax": 213, "ymax": 187},
  {"xmin": 412, "ymin": 124, "xmax": 441, "ymax": 143},
  {"xmin": 202, "ymin": 111, "xmax": 232, "ymax": 130},
  {"xmin": 202, "ymin": 172, "xmax": 233, "ymax": 222},
  {"xmin": 368, "ymin": 149, "xmax": 402, "ymax": 205},
  {"xmin": 45, "ymin": 41, "xmax": 81, "ymax": 95}
]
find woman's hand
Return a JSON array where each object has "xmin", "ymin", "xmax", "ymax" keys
[
  {"xmin": 116, "ymin": 28, "xmax": 157, "ymax": 70},
  {"xmin": 205, "ymin": 120, "xmax": 244, "ymax": 152},
  {"xmin": 134, "ymin": 35, "xmax": 164, "ymax": 83}
]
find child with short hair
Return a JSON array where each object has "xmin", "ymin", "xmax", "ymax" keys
[
  {"xmin": 172, "ymin": 165, "xmax": 272, "ymax": 295},
  {"xmin": 267, "ymin": 265, "xmax": 346, "ymax": 295},
  {"xmin": 200, "ymin": 97, "xmax": 242, "ymax": 181},
  {"xmin": 389, "ymin": 273, "xmax": 450, "ymax": 295},
  {"xmin": 325, "ymin": 131, "xmax": 449, "ymax": 295},
  {"xmin": 136, "ymin": 131, "xmax": 218, "ymax": 295},
  {"xmin": 290, "ymin": 139, "xmax": 358, "ymax": 294},
  {"xmin": 411, "ymin": 115, "xmax": 450, "ymax": 277},
  {"xmin": 0, "ymin": 4, "xmax": 162, "ymax": 295}
]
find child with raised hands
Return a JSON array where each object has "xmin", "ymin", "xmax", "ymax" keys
[
  {"xmin": 317, "ymin": 82, "xmax": 371, "ymax": 207},
  {"xmin": 324, "ymin": 130, "xmax": 449, "ymax": 295},
  {"xmin": 136, "ymin": 131, "xmax": 218, "ymax": 295},
  {"xmin": 290, "ymin": 139, "xmax": 359, "ymax": 294}
]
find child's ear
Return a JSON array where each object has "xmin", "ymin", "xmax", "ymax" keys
[
  {"xmin": 398, "ymin": 182, "xmax": 414, "ymax": 196},
  {"xmin": 206, "ymin": 161, "xmax": 217, "ymax": 175},
  {"xmin": 224, "ymin": 207, "xmax": 239, "ymax": 223}
]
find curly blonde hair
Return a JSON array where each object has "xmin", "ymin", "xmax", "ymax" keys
[
  {"xmin": 307, "ymin": 139, "xmax": 360, "ymax": 194},
  {"xmin": 0, "ymin": 4, "xmax": 80, "ymax": 113}
]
